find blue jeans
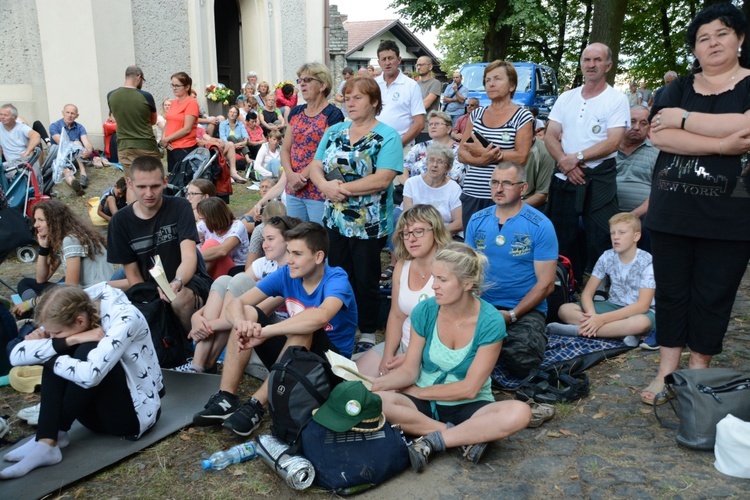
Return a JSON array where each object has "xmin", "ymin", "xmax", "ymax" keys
[{"xmin": 286, "ymin": 194, "xmax": 325, "ymax": 225}]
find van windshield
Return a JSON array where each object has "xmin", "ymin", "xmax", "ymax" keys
[{"xmin": 462, "ymin": 65, "xmax": 533, "ymax": 93}]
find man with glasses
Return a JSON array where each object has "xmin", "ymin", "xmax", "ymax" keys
[
  {"xmin": 465, "ymin": 162, "xmax": 557, "ymax": 378},
  {"xmin": 107, "ymin": 65, "xmax": 160, "ymax": 178},
  {"xmin": 443, "ymin": 71, "xmax": 469, "ymax": 125},
  {"xmin": 451, "ymin": 97, "xmax": 480, "ymax": 142}
]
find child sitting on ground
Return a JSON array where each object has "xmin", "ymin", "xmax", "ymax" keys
[
  {"xmin": 547, "ymin": 212, "xmax": 655, "ymax": 346},
  {"xmin": 97, "ymin": 177, "xmax": 127, "ymax": 222}
]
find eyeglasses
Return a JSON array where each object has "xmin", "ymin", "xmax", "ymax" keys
[
  {"xmin": 428, "ymin": 122, "xmax": 448, "ymax": 128},
  {"xmin": 186, "ymin": 192, "xmax": 204, "ymax": 198},
  {"xmin": 170, "ymin": 84, "xmax": 185, "ymax": 88},
  {"xmin": 489, "ymin": 180, "xmax": 526, "ymax": 189},
  {"xmin": 296, "ymin": 77, "xmax": 321, "ymax": 84},
  {"xmin": 427, "ymin": 158, "xmax": 448, "ymax": 167},
  {"xmin": 401, "ymin": 227, "xmax": 433, "ymax": 240}
]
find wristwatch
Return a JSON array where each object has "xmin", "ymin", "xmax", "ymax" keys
[
  {"xmin": 508, "ymin": 309, "xmax": 518, "ymax": 323},
  {"xmin": 576, "ymin": 151, "xmax": 584, "ymax": 162},
  {"xmin": 171, "ymin": 277, "xmax": 184, "ymax": 291}
]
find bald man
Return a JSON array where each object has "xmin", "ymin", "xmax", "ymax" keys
[{"xmin": 544, "ymin": 43, "xmax": 630, "ymax": 282}]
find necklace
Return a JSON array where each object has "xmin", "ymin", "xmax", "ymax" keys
[
  {"xmin": 412, "ymin": 261, "xmax": 428, "ymax": 280},
  {"xmin": 701, "ymin": 66, "xmax": 741, "ymax": 89}
]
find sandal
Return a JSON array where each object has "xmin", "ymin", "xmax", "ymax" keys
[
  {"xmin": 640, "ymin": 378, "xmax": 671, "ymax": 406},
  {"xmin": 380, "ymin": 265, "xmax": 394, "ymax": 281},
  {"xmin": 461, "ymin": 442, "xmax": 489, "ymax": 464}
]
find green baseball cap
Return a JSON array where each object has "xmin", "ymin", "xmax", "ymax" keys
[{"xmin": 313, "ymin": 381, "xmax": 382, "ymax": 432}]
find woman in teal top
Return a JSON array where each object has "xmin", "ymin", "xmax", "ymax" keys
[{"xmin": 372, "ymin": 243, "xmax": 532, "ymax": 473}]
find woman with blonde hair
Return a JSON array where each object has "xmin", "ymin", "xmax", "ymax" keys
[
  {"xmin": 372, "ymin": 243, "xmax": 531, "ymax": 471},
  {"xmin": 356, "ymin": 205, "xmax": 452, "ymax": 377}
]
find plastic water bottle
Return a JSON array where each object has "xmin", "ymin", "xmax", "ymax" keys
[{"xmin": 201, "ymin": 442, "xmax": 257, "ymax": 470}]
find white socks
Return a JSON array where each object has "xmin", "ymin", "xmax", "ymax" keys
[
  {"xmin": 3, "ymin": 432, "xmax": 69, "ymax": 462},
  {"xmin": 545, "ymin": 322, "xmax": 580, "ymax": 337},
  {"xmin": 0, "ymin": 440, "xmax": 62, "ymax": 479}
]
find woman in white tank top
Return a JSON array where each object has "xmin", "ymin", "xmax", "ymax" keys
[{"xmin": 356, "ymin": 205, "xmax": 453, "ymax": 377}]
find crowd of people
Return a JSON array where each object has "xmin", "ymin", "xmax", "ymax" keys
[{"xmin": 2, "ymin": 2, "xmax": 750, "ymax": 479}]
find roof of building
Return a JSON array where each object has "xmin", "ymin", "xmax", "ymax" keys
[{"xmin": 343, "ymin": 19, "xmax": 439, "ymax": 62}]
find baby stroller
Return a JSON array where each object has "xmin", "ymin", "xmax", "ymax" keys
[
  {"xmin": 0, "ymin": 204, "xmax": 36, "ymax": 291},
  {"xmin": 38, "ymin": 143, "xmax": 58, "ymax": 196},
  {"xmin": 166, "ymin": 147, "xmax": 219, "ymax": 197}
]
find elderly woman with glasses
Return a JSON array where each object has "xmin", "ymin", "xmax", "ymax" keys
[
  {"xmin": 404, "ymin": 110, "xmax": 465, "ymax": 184},
  {"xmin": 162, "ymin": 71, "xmax": 200, "ymax": 173},
  {"xmin": 281, "ymin": 63, "xmax": 344, "ymax": 224},
  {"xmin": 403, "ymin": 143, "xmax": 463, "ymax": 235}
]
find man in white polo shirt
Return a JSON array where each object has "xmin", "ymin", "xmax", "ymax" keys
[
  {"xmin": 374, "ymin": 40, "xmax": 426, "ymax": 147},
  {"xmin": 544, "ymin": 42, "xmax": 630, "ymax": 283}
]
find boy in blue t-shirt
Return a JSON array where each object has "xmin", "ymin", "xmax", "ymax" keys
[
  {"xmin": 547, "ymin": 212, "xmax": 655, "ymax": 345},
  {"xmin": 193, "ymin": 222, "xmax": 358, "ymax": 436}
]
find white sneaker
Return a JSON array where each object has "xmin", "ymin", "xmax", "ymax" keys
[{"xmin": 18, "ymin": 403, "xmax": 41, "ymax": 426}]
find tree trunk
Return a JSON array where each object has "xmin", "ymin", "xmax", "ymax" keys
[
  {"xmin": 574, "ymin": 0, "xmax": 594, "ymax": 87},
  {"xmin": 590, "ymin": 0, "xmax": 629, "ymax": 85},
  {"xmin": 483, "ymin": 0, "xmax": 513, "ymax": 61},
  {"xmin": 659, "ymin": 0, "xmax": 678, "ymax": 71}
]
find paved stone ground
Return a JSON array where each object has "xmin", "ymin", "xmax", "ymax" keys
[{"xmin": 365, "ymin": 268, "xmax": 750, "ymax": 499}]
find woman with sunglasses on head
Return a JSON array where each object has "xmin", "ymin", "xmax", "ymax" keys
[
  {"xmin": 281, "ymin": 63, "xmax": 344, "ymax": 224},
  {"xmin": 161, "ymin": 71, "xmax": 199, "ymax": 173},
  {"xmin": 2, "ymin": 284, "xmax": 163, "ymax": 479},
  {"xmin": 356, "ymin": 205, "xmax": 452, "ymax": 377},
  {"xmin": 181, "ymin": 216, "xmax": 300, "ymax": 373}
]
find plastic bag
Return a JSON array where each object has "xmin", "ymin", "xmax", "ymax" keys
[
  {"xmin": 52, "ymin": 128, "xmax": 82, "ymax": 184},
  {"xmin": 714, "ymin": 414, "xmax": 750, "ymax": 478}
]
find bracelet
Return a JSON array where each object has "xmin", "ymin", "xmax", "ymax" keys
[
  {"xmin": 681, "ymin": 111, "xmax": 690, "ymax": 130},
  {"xmin": 38, "ymin": 246, "xmax": 50, "ymax": 256},
  {"xmin": 171, "ymin": 277, "xmax": 184, "ymax": 291}
]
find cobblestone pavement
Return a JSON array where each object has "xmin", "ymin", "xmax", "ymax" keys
[{"xmin": 367, "ymin": 268, "xmax": 750, "ymax": 499}]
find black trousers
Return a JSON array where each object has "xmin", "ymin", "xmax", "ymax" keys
[
  {"xmin": 37, "ymin": 342, "xmax": 140, "ymax": 441},
  {"xmin": 650, "ymin": 230, "xmax": 750, "ymax": 355},
  {"xmin": 326, "ymin": 229, "xmax": 386, "ymax": 334}
]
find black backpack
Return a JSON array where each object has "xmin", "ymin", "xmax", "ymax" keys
[
  {"xmin": 268, "ymin": 346, "xmax": 338, "ymax": 451},
  {"xmin": 125, "ymin": 282, "xmax": 190, "ymax": 368},
  {"xmin": 546, "ymin": 254, "xmax": 575, "ymax": 324}
]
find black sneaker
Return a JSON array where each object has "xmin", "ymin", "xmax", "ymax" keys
[
  {"xmin": 192, "ymin": 391, "xmax": 240, "ymax": 426},
  {"xmin": 222, "ymin": 398, "xmax": 265, "ymax": 436},
  {"xmin": 408, "ymin": 437, "xmax": 431, "ymax": 473}
]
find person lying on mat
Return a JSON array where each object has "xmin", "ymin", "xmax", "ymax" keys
[
  {"xmin": 547, "ymin": 212, "xmax": 655, "ymax": 351},
  {"xmin": 192, "ymin": 222, "xmax": 357, "ymax": 437},
  {"xmin": 371, "ymin": 243, "xmax": 531, "ymax": 472},
  {"xmin": 1, "ymin": 283, "xmax": 163, "ymax": 480}
]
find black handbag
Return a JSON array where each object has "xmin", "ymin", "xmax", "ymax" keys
[{"xmin": 654, "ymin": 368, "xmax": 750, "ymax": 450}]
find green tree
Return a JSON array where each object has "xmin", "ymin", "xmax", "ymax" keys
[
  {"xmin": 391, "ymin": 0, "xmax": 515, "ymax": 61},
  {"xmin": 590, "ymin": 0, "xmax": 629, "ymax": 85},
  {"xmin": 435, "ymin": 23, "xmax": 485, "ymax": 73},
  {"xmin": 620, "ymin": 0, "xmax": 699, "ymax": 87}
]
